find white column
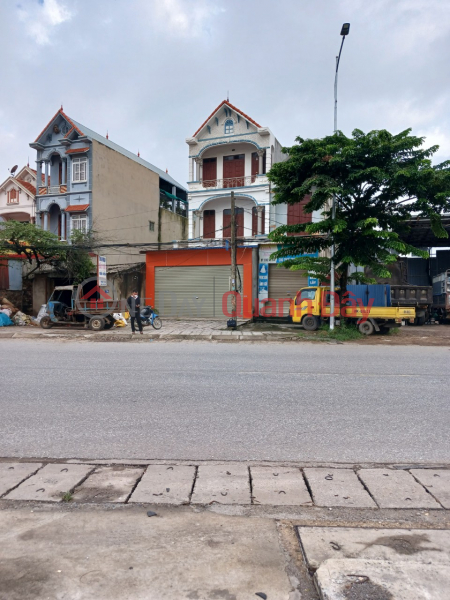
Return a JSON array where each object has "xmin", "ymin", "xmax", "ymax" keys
[
  {"xmin": 193, "ymin": 210, "xmax": 202, "ymax": 239},
  {"xmin": 61, "ymin": 211, "xmax": 66, "ymax": 240},
  {"xmin": 195, "ymin": 158, "xmax": 203, "ymax": 182},
  {"xmin": 257, "ymin": 150, "xmax": 264, "ymax": 175},
  {"xmin": 43, "ymin": 211, "xmax": 48, "ymax": 231},
  {"xmin": 257, "ymin": 206, "xmax": 264, "ymax": 235},
  {"xmin": 190, "ymin": 157, "xmax": 195, "ymax": 181}
]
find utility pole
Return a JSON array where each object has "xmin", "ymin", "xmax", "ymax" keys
[
  {"xmin": 330, "ymin": 22, "xmax": 350, "ymax": 331},
  {"xmin": 230, "ymin": 190, "xmax": 237, "ymax": 328}
]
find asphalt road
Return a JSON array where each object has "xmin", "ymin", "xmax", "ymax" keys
[{"xmin": 1, "ymin": 340, "xmax": 449, "ymax": 463}]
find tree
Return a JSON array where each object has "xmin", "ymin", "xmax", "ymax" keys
[
  {"xmin": 268, "ymin": 128, "xmax": 450, "ymax": 298},
  {"xmin": 0, "ymin": 221, "xmax": 96, "ymax": 284}
]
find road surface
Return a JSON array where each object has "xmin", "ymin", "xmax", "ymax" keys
[{"xmin": 1, "ymin": 340, "xmax": 448, "ymax": 463}]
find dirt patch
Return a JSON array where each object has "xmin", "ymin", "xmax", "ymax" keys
[
  {"xmin": 343, "ymin": 578, "xmax": 393, "ymax": 600},
  {"xmin": 360, "ymin": 533, "xmax": 441, "ymax": 555}
]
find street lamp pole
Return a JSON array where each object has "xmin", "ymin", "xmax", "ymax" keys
[{"xmin": 330, "ymin": 22, "xmax": 350, "ymax": 331}]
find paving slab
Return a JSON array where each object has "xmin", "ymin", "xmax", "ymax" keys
[
  {"xmin": 251, "ymin": 466, "xmax": 312, "ymax": 506},
  {"xmin": 4, "ymin": 463, "xmax": 93, "ymax": 502},
  {"xmin": 0, "ymin": 463, "xmax": 43, "ymax": 497},
  {"xmin": 358, "ymin": 468, "xmax": 441, "ymax": 509},
  {"xmin": 0, "ymin": 506, "xmax": 293, "ymax": 600},
  {"xmin": 314, "ymin": 558, "xmax": 450, "ymax": 600},
  {"xmin": 304, "ymin": 468, "xmax": 377, "ymax": 508},
  {"xmin": 412, "ymin": 469, "xmax": 450, "ymax": 508},
  {"xmin": 72, "ymin": 466, "xmax": 144, "ymax": 503},
  {"xmin": 128, "ymin": 465, "xmax": 195, "ymax": 505},
  {"xmin": 298, "ymin": 526, "xmax": 450, "ymax": 570},
  {"xmin": 191, "ymin": 464, "xmax": 251, "ymax": 504}
]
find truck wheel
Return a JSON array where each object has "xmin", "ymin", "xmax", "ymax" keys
[
  {"xmin": 103, "ymin": 317, "xmax": 114, "ymax": 330},
  {"xmin": 89, "ymin": 317, "xmax": 105, "ymax": 331},
  {"xmin": 358, "ymin": 320, "xmax": 374, "ymax": 335},
  {"xmin": 302, "ymin": 315, "xmax": 319, "ymax": 331},
  {"xmin": 40, "ymin": 316, "xmax": 53, "ymax": 329},
  {"xmin": 415, "ymin": 315, "xmax": 426, "ymax": 326}
]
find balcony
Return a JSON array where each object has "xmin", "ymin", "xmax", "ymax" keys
[
  {"xmin": 189, "ymin": 174, "xmax": 268, "ymax": 192},
  {"xmin": 39, "ymin": 185, "xmax": 68, "ymax": 195}
]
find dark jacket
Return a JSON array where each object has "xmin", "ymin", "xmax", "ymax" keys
[{"xmin": 127, "ymin": 295, "xmax": 141, "ymax": 316}]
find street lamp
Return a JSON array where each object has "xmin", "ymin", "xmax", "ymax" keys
[{"xmin": 330, "ymin": 22, "xmax": 350, "ymax": 331}]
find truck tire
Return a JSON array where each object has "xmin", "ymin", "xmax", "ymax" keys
[
  {"xmin": 103, "ymin": 317, "xmax": 114, "ymax": 330},
  {"xmin": 302, "ymin": 315, "xmax": 319, "ymax": 331},
  {"xmin": 358, "ymin": 320, "xmax": 375, "ymax": 335},
  {"xmin": 89, "ymin": 317, "xmax": 105, "ymax": 331},
  {"xmin": 415, "ymin": 315, "xmax": 426, "ymax": 326},
  {"xmin": 40, "ymin": 316, "xmax": 53, "ymax": 329}
]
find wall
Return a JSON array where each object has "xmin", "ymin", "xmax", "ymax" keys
[
  {"xmin": 0, "ymin": 180, "xmax": 35, "ymax": 221},
  {"xmin": 91, "ymin": 140, "xmax": 160, "ymax": 266},
  {"xmin": 158, "ymin": 208, "xmax": 188, "ymax": 243}
]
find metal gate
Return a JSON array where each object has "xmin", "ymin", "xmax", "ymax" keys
[
  {"xmin": 266, "ymin": 264, "xmax": 308, "ymax": 316},
  {"xmin": 154, "ymin": 265, "xmax": 244, "ymax": 318}
]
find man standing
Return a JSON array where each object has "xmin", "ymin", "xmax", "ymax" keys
[{"xmin": 127, "ymin": 290, "xmax": 143, "ymax": 334}]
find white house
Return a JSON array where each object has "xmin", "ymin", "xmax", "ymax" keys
[{"xmin": 0, "ymin": 166, "xmax": 42, "ymax": 223}]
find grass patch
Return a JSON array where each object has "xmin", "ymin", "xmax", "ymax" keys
[
  {"xmin": 298, "ymin": 321, "xmax": 363, "ymax": 342},
  {"xmin": 61, "ymin": 491, "xmax": 73, "ymax": 502}
]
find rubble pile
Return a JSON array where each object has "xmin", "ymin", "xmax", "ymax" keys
[{"xmin": 0, "ymin": 297, "xmax": 37, "ymax": 327}]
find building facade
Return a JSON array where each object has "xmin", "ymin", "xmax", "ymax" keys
[
  {"xmin": 29, "ymin": 108, "xmax": 188, "ymax": 267},
  {"xmin": 0, "ymin": 166, "xmax": 43, "ymax": 223}
]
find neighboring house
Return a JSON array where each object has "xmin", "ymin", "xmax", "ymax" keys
[
  {"xmin": 29, "ymin": 108, "xmax": 188, "ymax": 267},
  {"xmin": 185, "ymin": 99, "xmax": 322, "ymax": 241},
  {"xmin": 142, "ymin": 101, "xmax": 321, "ymax": 319},
  {"xmin": 0, "ymin": 165, "xmax": 43, "ymax": 223}
]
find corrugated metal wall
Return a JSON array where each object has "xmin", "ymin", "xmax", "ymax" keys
[
  {"xmin": 267, "ymin": 265, "xmax": 308, "ymax": 315},
  {"xmin": 154, "ymin": 265, "xmax": 243, "ymax": 318}
]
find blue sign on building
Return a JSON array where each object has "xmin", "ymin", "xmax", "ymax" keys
[
  {"xmin": 258, "ymin": 263, "xmax": 268, "ymax": 293},
  {"xmin": 308, "ymin": 277, "xmax": 319, "ymax": 286}
]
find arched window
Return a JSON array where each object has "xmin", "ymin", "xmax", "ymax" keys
[{"xmin": 224, "ymin": 119, "xmax": 234, "ymax": 134}]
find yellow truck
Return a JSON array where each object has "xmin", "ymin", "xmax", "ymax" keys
[{"xmin": 290, "ymin": 286, "xmax": 416, "ymax": 335}]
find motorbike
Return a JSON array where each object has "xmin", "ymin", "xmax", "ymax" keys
[{"xmin": 140, "ymin": 306, "xmax": 163, "ymax": 330}]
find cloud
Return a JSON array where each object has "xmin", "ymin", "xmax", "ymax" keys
[
  {"xmin": 150, "ymin": 0, "xmax": 223, "ymax": 37},
  {"xmin": 18, "ymin": 0, "xmax": 73, "ymax": 45}
]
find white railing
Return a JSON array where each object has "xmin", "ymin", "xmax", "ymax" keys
[
  {"xmin": 201, "ymin": 175, "xmax": 264, "ymax": 189},
  {"xmin": 48, "ymin": 185, "xmax": 62, "ymax": 194}
]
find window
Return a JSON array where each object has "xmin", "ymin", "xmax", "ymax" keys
[
  {"xmin": 149, "ymin": 221, "xmax": 155, "ymax": 231},
  {"xmin": 72, "ymin": 157, "xmax": 87, "ymax": 182},
  {"xmin": 224, "ymin": 119, "xmax": 234, "ymax": 134},
  {"xmin": 71, "ymin": 215, "xmax": 87, "ymax": 234},
  {"xmin": 295, "ymin": 289, "xmax": 317, "ymax": 304},
  {"xmin": 7, "ymin": 189, "xmax": 19, "ymax": 204}
]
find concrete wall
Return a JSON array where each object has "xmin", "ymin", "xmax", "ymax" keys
[
  {"xmin": 91, "ymin": 140, "xmax": 160, "ymax": 266},
  {"xmin": 158, "ymin": 208, "xmax": 188, "ymax": 244}
]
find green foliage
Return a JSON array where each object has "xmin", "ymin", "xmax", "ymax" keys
[
  {"xmin": 298, "ymin": 321, "xmax": 362, "ymax": 342},
  {"xmin": 0, "ymin": 220, "xmax": 96, "ymax": 283},
  {"xmin": 268, "ymin": 128, "xmax": 450, "ymax": 294},
  {"xmin": 61, "ymin": 491, "xmax": 73, "ymax": 502}
]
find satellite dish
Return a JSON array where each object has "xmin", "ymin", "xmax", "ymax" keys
[{"xmin": 10, "ymin": 165, "xmax": 18, "ymax": 176}]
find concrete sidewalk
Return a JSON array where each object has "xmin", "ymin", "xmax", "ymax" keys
[
  {"xmin": 1, "ymin": 459, "xmax": 450, "ymax": 599},
  {"xmin": 0, "ymin": 319, "xmax": 300, "ymax": 342}
]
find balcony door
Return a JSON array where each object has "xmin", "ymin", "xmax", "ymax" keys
[
  {"xmin": 203, "ymin": 209, "xmax": 216, "ymax": 238},
  {"xmin": 203, "ymin": 158, "xmax": 217, "ymax": 187},
  {"xmin": 223, "ymin": 154, "xmax": 245, "ymax": 187},
  {"xmin": 223, "ymin": 207, "xmax": 244, "ymax": 237}
]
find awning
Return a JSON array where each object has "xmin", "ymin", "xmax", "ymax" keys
[
  {"xmin": 65, "ymin": 204, "xmax": 89, "ymax": 212},
  {"xmin": 162, "ymin": 190, "xmax": 188, "ymax": 204},
  {"xmin": 66, "ymin": 147, "xmax": 90, "ymax": 154}
]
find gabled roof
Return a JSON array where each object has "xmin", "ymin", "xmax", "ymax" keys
[
  {"xmin": 193, "ymin": 100, "xmax": 261, "ymax": 137},
  {"xmin": 33, "ymin": 108, "xmax": 82, "ymax": 143},
  {"xmin": 16, "ymin": 180, "xmax": 37, "ymax": 195}
]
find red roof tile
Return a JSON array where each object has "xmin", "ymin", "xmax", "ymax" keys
[
  {"xmin": 17, "ymin": 179, "xmax": 37, "ymax": 195},
  {"xmin": 66, "ymin": 147, "xmax": 89, "ymax": 154},
  {"xmin": 193, "ymin": 100, "xmax": 261, "ymax": 137},
  {"xmin": 65, "ymin": 204, "xmax": 89, "ymax": 212}
]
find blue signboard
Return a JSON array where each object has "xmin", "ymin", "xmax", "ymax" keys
[
  {"xmin": 308, "ymin": 277, "xmax": 319, "ymax": 286},
  {"xmin": 258, "ymin": 263, "xmax": 268, "ymax": 293}
]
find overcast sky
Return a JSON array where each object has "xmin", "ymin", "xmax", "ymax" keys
[{"xmin": 1, "ymin": 0, "xmax": 449, "ymax": 187}]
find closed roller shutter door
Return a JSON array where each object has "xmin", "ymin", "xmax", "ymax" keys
[
  {"xmin": 154, "ymin": 265, "xmax": 244, "ymax": 318},
  {"xmin": 266, "ymin": 264, "xmax": 308, "ymax": 316}
]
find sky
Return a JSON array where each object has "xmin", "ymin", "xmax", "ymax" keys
[{"xmin": 1, "ymin": 0, "xmax": 449, "ymax": 187}]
